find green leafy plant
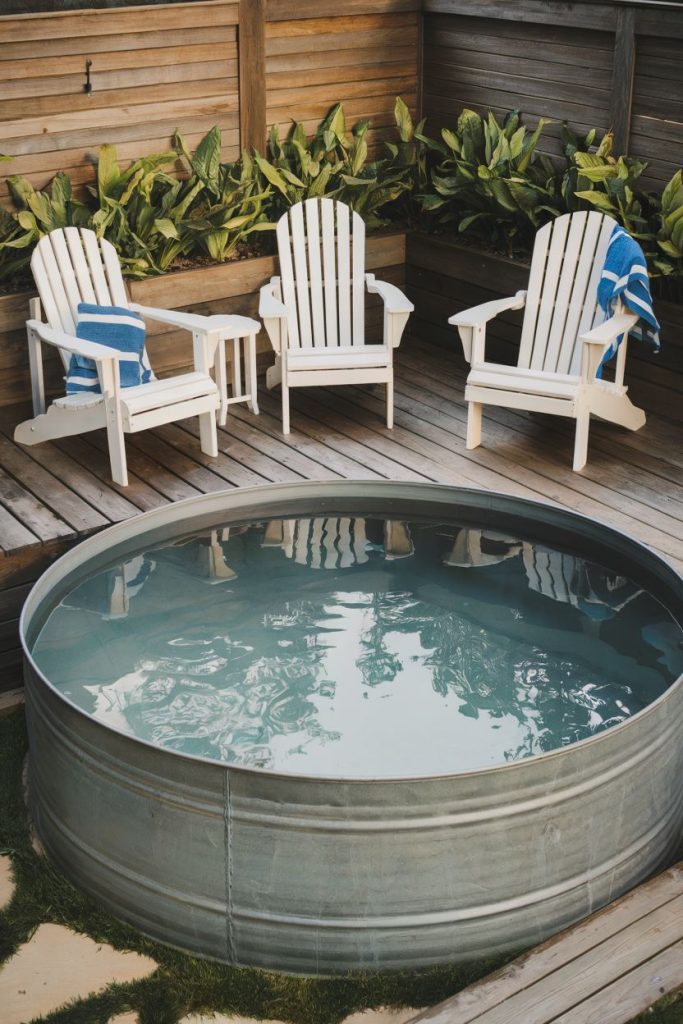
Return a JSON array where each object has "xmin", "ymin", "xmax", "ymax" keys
[
  {"xmin": 0, "ymin": 172, "xmax": 90, "ymax": 283},
  {"xmin": 381, "ymin": 97, "xmax": 440, "ymax": 224},
  {"xmin": 650, "ymin": 169, "xmax": 683, "ymax": 278},
  {"xmin": 179, "ymin": 146, "xmax": 274, "ymax": 262},
  {"xmin": 89, "ymin": 143, "xmax": 197, "ymax": 277},
  {"xmin": 420, "ymin": 108, "xmax": 563, "ymax": 254},
  {"xmin": 564, "ymin": 130, "xmax": 651, "ymax": 238},
  {"xmin": 253, "ymin": 103, "xmax": 412, "ymax": 229}
]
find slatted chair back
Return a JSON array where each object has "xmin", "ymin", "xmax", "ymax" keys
[
  {"xmin": 517, "ymin": 211, "xmax": 617, "ymax": 376},
  {"xmin": 31, "ymin": 227, "xmax": 130, "ymax": 369},
  {"xmin": 275, "ymin": 198, "xmax": 367, "ymax": 349}
]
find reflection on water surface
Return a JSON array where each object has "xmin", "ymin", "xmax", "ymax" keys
[{"xmin": 32, "ymin": 516, "xmax": 682, "ymax": 776}]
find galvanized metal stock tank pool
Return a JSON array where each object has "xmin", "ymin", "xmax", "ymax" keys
[{"xmin": 20, "ymin": 482, "xmax": 683, "ymax": 975}]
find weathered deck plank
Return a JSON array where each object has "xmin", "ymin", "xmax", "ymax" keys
[{"xmin": 408, "ymin": 862, "xmax": 683, "ymax": 1024}]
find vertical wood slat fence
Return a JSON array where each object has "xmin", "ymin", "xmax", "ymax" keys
[
  {"xmin": 0, "ymin": 0, "xmax": 422, "ymax": 204},
  {"xmin": 422, "ymin": 0, "xmax": 683, "ymax": 189}
]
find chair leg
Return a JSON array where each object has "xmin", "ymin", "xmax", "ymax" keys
[
  {"xmin": 199, "ymin": 410, "xmax": 219, "ymax": 458},
  {"xmin": 246, "ymin": 334, "xmax": 259, "ymax": 414},
  {"xmin": 282, "ymin": 382, "xmax": 290, "ymax": 434},
  {"xmin": 573, "ymin": 409, "xmax": 590, "ymax": 471},
  {"xmin": 105, "ymin": 411, "xmax": 128, "ymax": 486},
  {"xmin": 466, "ymin": 402, "xmax": 482, "ymax": 449},
  {"xmin": 386, "ymin": 380, "xmax": 394, "ymax": 429}
]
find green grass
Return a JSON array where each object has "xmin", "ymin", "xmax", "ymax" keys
[
  {"xmin": 0, "ymin": 708, "xmax": 509, "ymax": 1023},
  {"xmin": 629, "ymin": 992, "xmax": 683, "ymax": 1024}
]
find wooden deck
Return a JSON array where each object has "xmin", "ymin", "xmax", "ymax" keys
[
  {"xmin": 408, "ymin": 861, "xmax": 683, "ymax": 1024},
  {"xmin": 1, "ymin": 336, "xmax": 682, "ymax": 686}
]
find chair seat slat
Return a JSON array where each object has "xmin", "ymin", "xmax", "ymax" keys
[
  {"xmin": 321, "ymin": 198, "xmax": 338, "ymax": 347},
  {"xmin": 530, "ymin": 214, "xmax": 571, "ymax": 371},
  {"xmin": 518, "ymin": 222, "xmax": 552, "ymax": 368},
  {"xmin": 305, "ymin": 199, "xmax": 326, "ymax": 347},
  {"xmin": 290, "ymin": 202, "xmax": 313, "ymax": 348},
  {"xmin": 64, "ymin": 227, "xmax": 97, "ymax": 306},
  {"xmin": 276, "ymin": 215, "xmax": 300, "ymax": 348},
  {"xmin": 352, "ymin": 211, "xmax": 365, "ymax": 346},
  {"xmin": 337, "ymin": 203, "xmax": 352, "ymax": 347},
  {"xmin": 543, "ymin": 213, "xmax": 589, "ymax": 373}
]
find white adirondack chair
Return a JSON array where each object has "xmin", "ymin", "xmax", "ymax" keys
[
  {"xmin": 259, "ymin": 198, "xmax": 413, "ymax": 433},
  {"xmin": 449, "ymin": 211, "xmax": 647, "ymax": 470},
  {"xmin": 14, "ymin": 227, "xmax": 255, "ymax": 486}
]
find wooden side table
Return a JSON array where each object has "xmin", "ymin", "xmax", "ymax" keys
[{"xmin": 195, "ymin": 315, "xmax": 261, "ymax": 425}]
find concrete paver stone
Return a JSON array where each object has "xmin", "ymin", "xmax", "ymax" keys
[
  {"xmin": 0, "ymin": 923, "xmax": 156, "ymax": 1024},
  {"xmin": 342, "ymin": 1009, "xmax": 425, "ymax": 1024},
  {"xmin": 178, "ymin": 1009, "xmax": 424, "ymax": 1024},
  {"xmin": 0, "ymin": 854, "xmax": 15, "ymax": 911}
]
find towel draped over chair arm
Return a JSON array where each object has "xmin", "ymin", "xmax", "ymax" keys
[{"xmin": 579, "ymin": 310, "xmax": 638, "ymax": 384}]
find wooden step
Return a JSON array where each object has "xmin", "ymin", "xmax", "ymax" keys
[{"xmin": 407, "ymin": 862, "xmax": 683, "ymax": 1024}]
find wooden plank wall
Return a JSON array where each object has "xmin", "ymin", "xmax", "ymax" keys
[
  {"xmin": 421, "ymin": 1, "xmax": 683, "ymax": 188},
  {"xmin": 630, "ymin": 34, "xmax": 683, "ymax": 189},
  {"xmin": 423, "ymin": 14, "xmax": 614, "ymax": 159},
  {"xmin": 0, "ymin": 0, "xmax": 421, "ymax": 206},
  {"xmin": 0, "ymin": 0, "xmax": 241, "ymax": 203},
  {"xmin": 264, "ymin": 2, "xmax": 421, "ymax": 154}
]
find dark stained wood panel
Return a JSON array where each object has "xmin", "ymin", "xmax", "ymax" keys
[
  {"xmin": 423, "ymin": 13, "xmax": 613, "ymax": 159},
  {"xmin": 631, "ymin": 35, "xmax": 683, "ymax": 188}
]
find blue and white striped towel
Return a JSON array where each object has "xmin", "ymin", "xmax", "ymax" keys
[
  {"xmin": 597, "ymin": 225, "xmax": 660, "ymax": 370},
  {"xmin": 66, "ymin": 303, "xmax": 154, "ymax": 394}
]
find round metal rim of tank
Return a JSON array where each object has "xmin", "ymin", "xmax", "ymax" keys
[{"xmin": 19, "ymin": 479, "xmax": 683, "ymax": 783}]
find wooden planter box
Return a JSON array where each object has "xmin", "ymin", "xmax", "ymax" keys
[
  {"xmin": 405, "ymin": 231, "xmax": 683, "ymax": 424},
  {"xmin": 0, "ymin": 229, "xmax": 407, "ymax": 410}
]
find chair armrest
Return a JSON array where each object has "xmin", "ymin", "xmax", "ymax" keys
[
  {"xmin": 365, "ymin": 274, "xmax": 414, "ymax": 314},
  {"xmin": 366, "ymin": 274, "xmax": 413, "ymax": 349},
  {"xmin": 259, "ymin": 281, "xmax": 288, "ymax": 319},
  {"xmin": 580, "ymin": 312, "xmax": 638, "ymax": 346},
  {"xmin": 129, "ymin": 303, "xmax": 212, "ymax": 334},
  {"xmin": 27, "ymin": 320, "xmax": 122, "ymax": 362},
  {"xmin": 447, "ymin": 292, "xmax": 526, "ymax": 364},
  {"xmin": 448, "ymin": 291, "xmax": 527, "ymax": 329},
  {"xmin": 259, "ymin": 279, "xmax": 288, "ymax": 354}
]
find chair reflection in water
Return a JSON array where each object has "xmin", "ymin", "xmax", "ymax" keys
[
  {"xmin": 261, "ymin": 517, "xmax": 413, "ymax": 568},
  {"xmin": 444, "ymin": 527, "xmax": 642, "ymax": 629}
]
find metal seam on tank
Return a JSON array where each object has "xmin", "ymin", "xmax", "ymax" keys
[
  {"xmin": 225, "ymin": 769, "xmax": 235, "ymax": 965},
  {"xmin": 33, "ymin": 795, "xmax": 228, "ymax": 913},
  {"xmin": 230, "ymin": 813, "xmax": 679, "ymax": 931}
]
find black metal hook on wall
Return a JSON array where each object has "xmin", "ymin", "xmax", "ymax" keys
[{"xmin": 84, "ymin": 60, "xmax": 93, "ymax": 95}]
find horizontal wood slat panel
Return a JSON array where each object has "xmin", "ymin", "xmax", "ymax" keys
[
  {"xmin": 423, "ymin": 12, "xmax": 613, "ymax": 149},
  {"xmin": 0, "ymin": 1, "xmax": 240, "ymax": 201},
  {"xmin": 1, "ymin": 1, "xmax": 238, "ymax": 42},
  {"xmin": 265, "ymin": 10, "xmax": 419, "ymax": 143},
  {"xmin": 267, "ymin": 1, "xmax": 420, "ymax": 22},
  {"xmin": 630, "ymin": 35, "xmax": 683, "ymax": 188},
  {"xmin": 423, "ymin": 0, "xmax": 617, "ymax": 32}
]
